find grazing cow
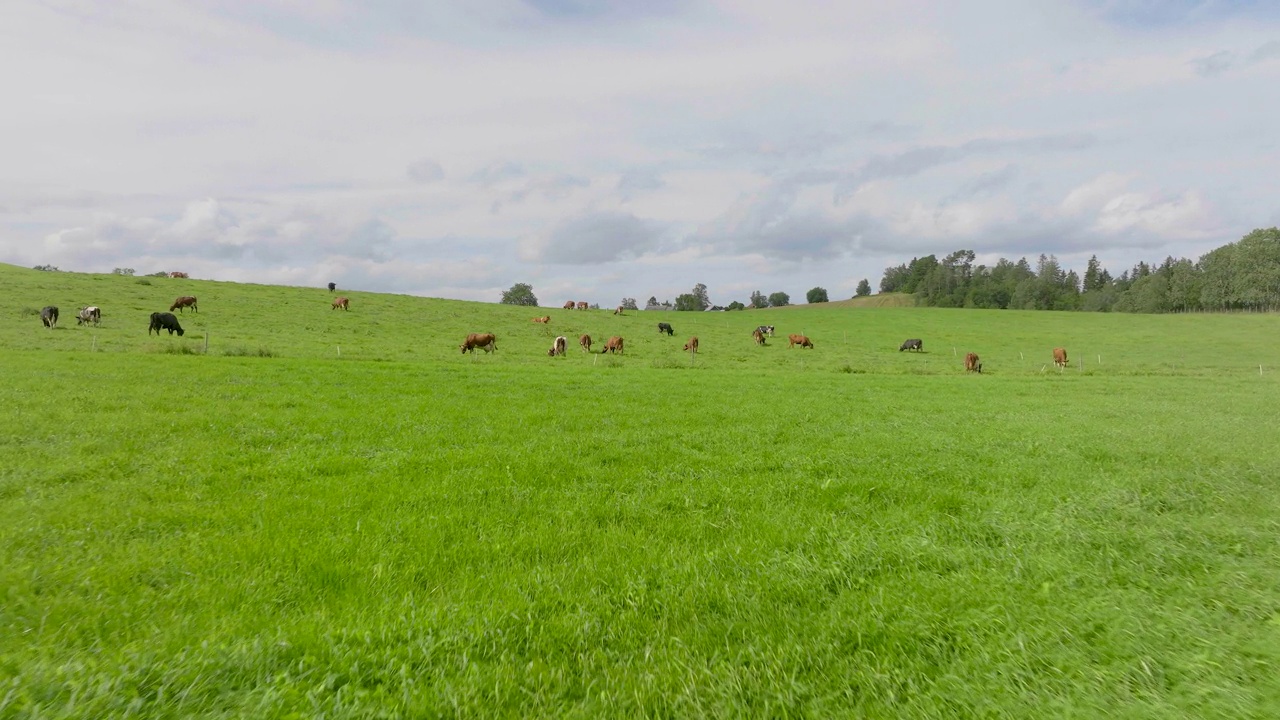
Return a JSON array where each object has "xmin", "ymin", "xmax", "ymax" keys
[
  {"xmin": 40, "ymin": 306, "xmax": 59, "ymax": 329},
  {"xmin": 899, "ymin": 338, "xmax": 923, "ymax": 352},
  {"xmin": 332, "ymin": 297, "xmax": 349, "ymax": 311},
  {"xmin": 602, "ymin": 336, "xmax": 624, "ymax": 354},
  {"xmin": 460, "ymin": 333, "xmax": 497, "ymax": 354},
  {"xmin": 170, "ymin": 296, "xmax": 198, "ymax": 313},
  {"xmin": 755, "ymin": 325, "xmax": 775, "ymax": 337},
  {"xmin": 149, "ymin": 312, "xmax": 184, "ymax": 336},
  {"xmin": 614, "ymin": 305, "xmax": 624, "ymax": 315},
  {"xmin": 684, "ymin": 336, "xmax": 699, "ymax": 353},
  {"xmin": 657, "ymin": 322, "xmax": 674, "ymax": 336},
  {"xmin": 77, "ymin": 306, "xmax": 102, "ymax": 326},
  {"xmin": 753, "ymin": 329, "xmax": 767, "ymax": 346},
  {"xmin": 965, "ymin": 352, "xmax": 982, "ymax": 373},
  {"xmin": 1053, "ymin": 347, "xmax": 1068, "ymax": 368},
  {"xmin": 531, "ymin": 316, "xmax": 550, "ymax": 324},
  {"xmin": 788, "ymin": 334, "xmax": 814, "ymax": 349},
  {"xmin": 168, "ymin": 271, "xmax": 188, "ymax": 279},
  {"xmin": 548, "ymin": 336, "xmax": 568, "ymax": 356},
  {"xmin": 563, "ymin": 300, "xmax": 576, "ymax": 310},
  {"xmin": 328, "ymin": 282, "xmax": 336, "ymax": 292},
  {"xmin": 579, "ymin": 334, "xmax": 592, "ymax": 352},
  {"xmin": 576, "ymin": 301, "xmax": 589, "ymax": 311}
]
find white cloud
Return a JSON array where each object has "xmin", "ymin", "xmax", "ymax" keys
[{"xmin": 0, "ymin": 0, "xmax": 1276, "ymax": 303}]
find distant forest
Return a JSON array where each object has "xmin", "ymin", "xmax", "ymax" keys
[{"xmin": 878, "ymin": 227, "xmax": 1280, "ymax": 313}]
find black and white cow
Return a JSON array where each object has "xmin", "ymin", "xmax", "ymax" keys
[
  {"xmin": 40, "ymin": 306, "xmax": 59, "ymax": 329},
  {"xmin": 899, "ymin": 338, "xmax": 922, "ymax": 352},
  {"xmin": 755, "ymin": 325, "xmax": 775, "ymax": 337},
  {"xmin": 148, "ymin": 312, "xmax": 185, "ymax": 336},
  {"xmin": 657, "ymin": 322, "xmax": 674, "ymax": 336},
  {"xmin": 77, "ymin": 306, "xmax": 102, "ymax": 326}
]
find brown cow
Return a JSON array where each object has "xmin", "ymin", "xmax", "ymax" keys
[
  {"xmin": 602, "ymin": 336, "xmax": 624, "ymax": 354},
  {"xmin": 753, "ymin": 329, "xmax": 767, "ymax": 346},
  {"xmin": 965, "ymin": 352, "xmax": 982, "ymax": 373},
  {"xmin": 168, "ymin": 271, "xmax": 188, "ymax": 279},
  {"xmin": 531, "ymin": 316, "xmax": 550, "ymax": 324},
  {"xmin": 579, "ymin": 334, "xmax": 592, "ymax": 352},
  {"xmin": 788, "ymin": 334, "xmax": 813, "ymax": 349},
  {"xmin": 576, "ymin": 301, "xmax": 589, "ymax": 311},
  {"xmin": 1053, "ymin": 347, "xmax": 1068, "ymax": 368},
  {"xmin": 460, "ymin": 333, "xmax": 497, "ymax": 354},
  {"xmin": 684, "ymin": 336, "xmax": 699, "ymax": 353},
  {"xmin": 548, "ymin": 336, "xmax": 567, "ymax": 356},
  {"xmin": 331, "ymin": 297, "xmax": 349, "ymax": 311},
  {"xmin": 563, "ymin": 300, "xmax": 576, "ymax": 310},
  {"xmin": 614, "ymin": 305, "xmax": 624, "ymax": 315},
  {"xmin": 170, "ymin": 296, "xmax": 198, "ymax": 312}
]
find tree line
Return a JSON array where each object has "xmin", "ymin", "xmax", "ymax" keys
[{"xmin": 877, "ymin": 227, "xmax": 1280, "ymax": 313}]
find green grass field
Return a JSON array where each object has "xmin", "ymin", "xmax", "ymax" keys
[{"xmin": 3, "ymin": 263, "xmax": 1280, "ymax": 718}]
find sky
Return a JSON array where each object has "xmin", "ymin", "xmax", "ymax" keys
[{"xmin": 1, "ymin": 0, "xmax": 1278, "ymax": 306}]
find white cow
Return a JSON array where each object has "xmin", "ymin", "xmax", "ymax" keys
[
  {"xmin": 548, "ymin": 336, "xmax": 567, "ymax": 356},
  {"xmin": 77, "ymin": 306, "xmax": 101, "ymax": 326}
]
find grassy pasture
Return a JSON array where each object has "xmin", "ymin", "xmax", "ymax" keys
[{"xmin": 3, "ymin": 263, "xmax": 1280, "ymax": 718}]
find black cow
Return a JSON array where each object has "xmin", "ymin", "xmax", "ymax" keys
[
  {"xmin": 657, "ymin": 322, "xmax": 674, "ymax": 336},
  {"xmin": 40, "ymin": 306, "xmax": 59, "ymax": 329},
  {"xmin": 899, "ymin": 338, "xmax": 923, "ymax": 352},
  {"xmin": 149, "ymin": 312, "xmax": 185, "ymax": 336},
  {"xmin": 328, "ymin": 282, "xmax": 336, "ymax": 292}
]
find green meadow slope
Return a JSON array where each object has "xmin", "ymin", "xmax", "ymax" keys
[{"xmin": 3, "ymin": 263, "xmax": 1280, "ymax": 718}]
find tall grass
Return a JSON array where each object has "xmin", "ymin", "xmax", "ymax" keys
[{"xmin": 2, "ymin": 262, "xmax": 1279, "ymax": 717}]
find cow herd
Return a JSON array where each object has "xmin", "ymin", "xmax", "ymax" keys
[
  {"xmin": 36, "ymin": 299, "xmax": 193, "ymax": 337},
  {"xmin": 32, "ymin": 286, "xmax": 1068, "ymax": 373}
]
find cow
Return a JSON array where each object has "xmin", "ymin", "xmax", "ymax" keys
[
  {"xmin": 684, "ymin": 336, "xmax": 699, "ymax": 353},
  {"xmin": 602, "ymin": 336, "xmax": 624, "ymax": 354},
  {"xmin": 548, "ymin": 336, "xmax": 568, "ymax": 356},
  {"xmin": 149, "ymin": 312, "xmax": 184, "ymax": 336},
  {"xmin": 40, "ymin": 306, "xmax": 59, "ymax": 329},
  {"xmin": 614, "ymin": 305, "xmax": 624, "ymax": 315},
  {"xmin": 965, "ymin": 352, "xmax": 982, "ymax": 373},
  {"xmin": 755, "ymin": 325, "xmax": 775, "ymax": 337},
  {"xmin": 563, "ymin": 300, "xmax": 576, "ymax": 310},
  {"xmin": 576, "ymin": 301, "xmax": 589, "ymax": 311},
  {"xmin": 531, "ymin": 316, "xmax": 550, "ymax": 324},
  {"xmin": 460, "ymin": 333, "xmax": 497, "ymax": 354},
  {"xmin": 657, "ymin": 322, "xmax": 674, "ymax": 336},
  {"xmin": 1053, "ymin": 347, "xmax": 1068, "ymax": 368},
  {"xmin": 328, "ymin": 282, "xmax": 337, "ymax": 292},
  {"xmin": 899, "ymin": 338, "xmax": 923, "ymax": 352},
  {"xmin": 753, "ymin": 329, "xmax": 767, "ymax": 346},
  {"xmin": 77, "ymin": 306, "xmax": 102, "ymax": 326},
  {"xmin": 788, "ymin": 334, "xmax": 813, "ymax": 349},
  {"xmin": 170, "ymin": 296, "xmax": 198, "ymax": 313},
  {"xmin": 579, "ymin": 334, "xmax": 592, "ymax": 352},
  {"xmin": 332, "ymin": 297, "xmax": 349, "ymax": 311},
  {"xmin": 168, "ymin": 271, "xmax": 188, "ymax": 279}
]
